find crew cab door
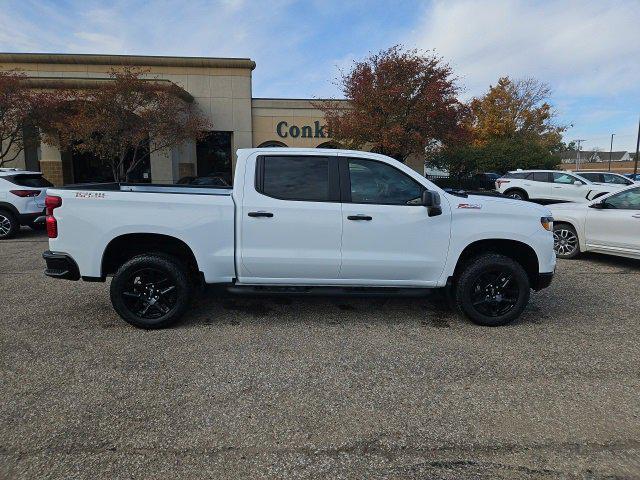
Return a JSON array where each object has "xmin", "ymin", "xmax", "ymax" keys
[
  {"xmin": 338, "ymin": 156, "xmax": 450, "ymax": 286},
  {"xmin": 585, "ymin": 187, "xmax": 640, "ymax": 253},
  {"xmin": 239, "ymin": 153, "xmax": 342, "ymax": 283},
  {"xmin": 523, "ymin": 172, "xmax": 551, "ymax": 200}
]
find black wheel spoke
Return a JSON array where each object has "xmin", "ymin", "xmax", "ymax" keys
[
  {"xmin": 469, "ymin": 266, "xmax": 521, "ymax": 318},
  {"xmin": 120, "ymin": 267, "xmax": 178, "ymax": 320}
]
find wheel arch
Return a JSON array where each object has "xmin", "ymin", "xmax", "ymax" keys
[
  {"xmin": 552, "ymin": 218, "xmax": 586, "ymax": 252},
  {"xmin": 503, "ymin": 187, "xmax": 528, "ymax": 199},
  {"xmin": 101, "ymin": 233, "xmax": 200, "ymax": 277},
  {"xmin": 453, "ymin": 239, "xmax": 539, "ymax": 286}
]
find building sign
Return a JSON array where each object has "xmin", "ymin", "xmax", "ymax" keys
[{"xmin": 276, "ymin": 120, "xmax": 327, "ymax": 139}]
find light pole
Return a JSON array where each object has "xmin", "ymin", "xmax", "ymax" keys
[
  {"xmin": 608, "ymin": 133, "xmax": 615, "ymax": 171},
  {"xmin": 574, "ymin": 139, "xmax": 585, "ymax": 172}
]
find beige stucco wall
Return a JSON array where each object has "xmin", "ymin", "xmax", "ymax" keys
[
  {"xmin": 251, "ymin": 99, "xmax": 336, "ymax": 149},
  {"xmin": 0, "ymin": 55, "xmax": 254, "ymax": 182}
]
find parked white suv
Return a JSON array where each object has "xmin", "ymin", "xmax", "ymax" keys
[
  {"xmin": 495, "ymin": 170, "xmax": 625, "ymax": 203},
  {"xmin": 0, "ymin": 168, "xmax": 51, "ymax": 239},
  {"xmin": 574, "ymin": 171, "xmax": 637, "ymax": 187}
]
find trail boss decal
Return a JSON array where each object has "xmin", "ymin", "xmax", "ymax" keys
[
  {"xmin": 75, "ymin": 192, "xmax": 106, "ymax": 199},
  {"xmin": 457, "ymin": 203, "xmax": 482, "ymax": 209}
]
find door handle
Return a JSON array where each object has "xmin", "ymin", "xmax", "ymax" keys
[
  {"xmin": 553, "ymin": 186, "xmax": 562, "ymax": 188},
  {"xmin": 347, "ymin": 215, "xmax": 372, "ymax": 221},
  {"xmin": 248, "ymin": 211, "xmax": 273, "ymax": 218},
  {"xmin": 632, "ymin": 214, "xmax": 640, "ymax": 219}
]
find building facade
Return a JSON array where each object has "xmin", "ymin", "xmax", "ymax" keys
[{"xmin": 0, "ymin": 53, "xmax": 425, "ymax": 185}]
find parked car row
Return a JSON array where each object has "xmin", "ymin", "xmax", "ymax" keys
[
  {"xmin": 494, "ymin": 169, "xmax": 627, "ymax": 203},
  {"xmin": 0, "ymin": 168, "xmax": 51, "ymax": 239}
]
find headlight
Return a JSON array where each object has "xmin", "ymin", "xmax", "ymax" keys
[{"xmin": 540, "ymin": 216, "xmax": 554, "ymax": 231}]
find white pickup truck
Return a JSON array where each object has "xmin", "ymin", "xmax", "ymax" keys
[{"xmin": 43, "ymin": 148, "xmax": 556, "ymax": 328}]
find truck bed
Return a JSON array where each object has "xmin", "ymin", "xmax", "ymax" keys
[
  {"xmin": 56, "ymin": 182, "xmax": 232, "ymax": 196},
  {"xmin": 46, "ymin": 182, "xmax": 236, "ymax": 283}
]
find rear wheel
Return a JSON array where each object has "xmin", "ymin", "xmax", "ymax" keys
[
  {"xmin": 110, "ymin": 254, "xmax": 191, "ymax": 329},
  {"xmin": 504, "ymin": 188, "xmax": 528, "ymax": 200},
  {"xmin": 553, "ymin": 223, "xmax": 580, "ymax": 259},
  {"xmin": 0, "ymin": 210, "xmax": 19, "ymax": 239},
  {"xmin": 455, "ymin": 254, "xmax": 530, "ymax": 326}
]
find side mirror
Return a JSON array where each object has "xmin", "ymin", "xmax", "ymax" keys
[
  {"xmin": 574, "ymin": 180, "xmax": 583, "ymax": 186},
  {"xmin": 422, "ymin": 190, "xmax": 441, "ymax": 207},
  {"xmin": 589, "ymin": 200, "xmax": 605, "ymax": 209},
  {"xmin": 422, "ymin": 190, "xmax": 442, "ymax": 217}
]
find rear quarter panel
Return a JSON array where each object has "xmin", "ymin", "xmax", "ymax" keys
[{"xmin": 47, "ymin": 189, "xmax": 235, "ymax": 282}]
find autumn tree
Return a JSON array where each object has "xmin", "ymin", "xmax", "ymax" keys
[
  {"xmin": 467, "ymin": 77, "xmax": 566, "ymax": 149},
  {"xmin": 0, "ymin": 71, "xmax": 42, "ymax": 167},
  {"xmin": 432, "ymin": 77, "xmax": 566, "ymax": 176},
  {"xmin": 42, "ymin": 68, "xmax": 211, "ymax": 182},
  {"xmin": 314, "ymin": 46, "xmax": 468, "ymax": 162}
]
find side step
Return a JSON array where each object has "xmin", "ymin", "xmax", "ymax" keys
[{"xmin": 226, "ymin": 285, "xmax": 434, "ymax": 297}]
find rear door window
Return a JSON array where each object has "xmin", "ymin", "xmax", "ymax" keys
[
  {"xmin": 532, "ymin": 172, "xmax": 551, "ymax": 182},
  {"xmin": 5, "ymin": 174, "xmax": 53, "ymax": 188},
  {"xmin": 257, "ymin": 155, "xmax": 336, "ymax": 202}
]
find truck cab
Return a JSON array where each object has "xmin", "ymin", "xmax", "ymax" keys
[{"xmin": 43, "ymin": 148, "xmax": 556, "ymax": 329}]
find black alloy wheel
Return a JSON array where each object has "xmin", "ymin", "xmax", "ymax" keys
[
  {"xmin": 120, "ymin": 267, "xmax": 178, "ymax": 319},
  {"xmin": 110, "ymin": 254, "xmax": 191, "ymax": 329},
  {"xmin": 469, "ymin": 269, "xmax": 521, "ymax": 317},
  {"xmin": 455, "ymin": 253, "xmax": 530, "ymax": 326}
]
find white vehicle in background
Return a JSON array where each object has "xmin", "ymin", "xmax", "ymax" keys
[
  {"xmin": 0, "ymin": 168, "xmax": 50, "ymax": 239},
  {"xmin": 550, "ymin": 185, "xmax": 640, "ymax": 259},
  {"xmin": 495, "ymin": 170, "xmax": 626, "ymax": 203},
  {"xmin": 575, "ymin": 171, "xmax": 638, "ymax": 186},
  {"xmin": 42, "ymin": 148, "xmax": 556, "ymax": 329}
]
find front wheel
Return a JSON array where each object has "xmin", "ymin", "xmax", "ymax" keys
[
  {"xmin": 110, "ymin": 254, "xmax": 192, "ymax": 329},
  {"xmin": 553, "ymin": 224, "xmax": 580, "ymax": 259},
  {"xmin": 455, "ymin": 254, "xmax": 530, "ymax": 326}
]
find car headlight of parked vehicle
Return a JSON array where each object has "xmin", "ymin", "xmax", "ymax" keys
[{"xmin": 540, "ymin": 216, "xmax": 554, "ymax": 231}]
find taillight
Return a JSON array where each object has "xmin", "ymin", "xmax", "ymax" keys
[
  {"xmin": 45, "ymin": 195, "xmax": 62, "ymax": 238},
  {"xmin": 10, "ymin": 189, "xmax": 41, "ymax": 197}
]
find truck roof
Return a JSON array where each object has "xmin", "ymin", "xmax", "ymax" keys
[{"xmin": 238, "ymin": 147, "xmax": 399, "ymax": 163}]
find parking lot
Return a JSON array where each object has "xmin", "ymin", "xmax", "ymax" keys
[{"xmin": 1, "ymin": 229, "xmax": 639, "ymax": 479}]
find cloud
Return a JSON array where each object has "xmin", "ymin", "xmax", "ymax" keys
[{"xmin": 409, "ymin": 0, "xmax": 640, "ymax": 98}]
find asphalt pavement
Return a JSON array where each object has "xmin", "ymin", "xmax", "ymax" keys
[{"xmin": 1, "ymin": 229, "xmax": 639, "ymax": 479}]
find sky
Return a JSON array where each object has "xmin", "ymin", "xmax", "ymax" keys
[{"xmin": 1, "ymin": 0, "xmax": 639, "ymax": 151}]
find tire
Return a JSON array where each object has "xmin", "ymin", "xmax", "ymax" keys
[
  {"xmin": 553, "ymin": 223, "xmax": 580, "ymax": 259},
  {"xmin": 504, "ymin": 188, "xmax": 528, "ymax": 201},
  {"xmin": 0, "ymin": 209, "xmax": 19, "ymax": 240},
  {"xmin": 455, "ymin": 253, "xmax": 530, "ymax": 327},
  {"xmin": 110, "ymin": 254, "xmax": 192, "ymax": 329}
]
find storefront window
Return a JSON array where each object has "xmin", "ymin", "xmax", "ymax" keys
[{"xmin": 197, "ymin": 131, "xmax": 233, "ymax": 184}]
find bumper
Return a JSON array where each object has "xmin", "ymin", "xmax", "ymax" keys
[
  {"xmin": 18, "ymin": 210, "xmax": 45, "ymax": 225},
  {"xmin": 533, "ymin": 272, "xmax": 554, "ymax": 291},
  {"xmin": 43, "ymin": 250, "xmax": 80, "ymax": 281}
]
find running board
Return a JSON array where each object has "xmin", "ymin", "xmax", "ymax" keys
[{"xmin": 226, "ymin": 285, "xmax": 433, "ymax": 297}]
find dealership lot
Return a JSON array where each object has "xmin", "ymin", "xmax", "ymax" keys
[{"xmin": 1, "ymin": 230, "xmax": 639, "ymax": 479}]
